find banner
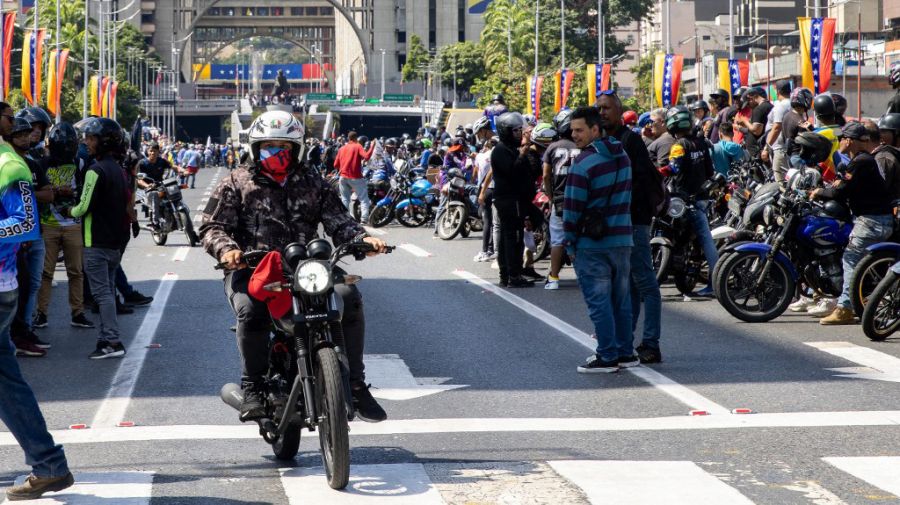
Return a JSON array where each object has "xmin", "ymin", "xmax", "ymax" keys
[
  {"xmin": 0, "ymin": 12, "xmax": 14, "ymax": 100},
  {"xmin": 586, "ymin": 63, "xmax": 612, "ymax": 106},
  {"xmin": 553, "ymin": 68, "xmax": 574, "ymax": 113},
  {"xmin": 46, "ymin": 49, "xmax": 69, "ymax": 116},
  {"xmin": 798, "ymin": 17, "xmax": 836, "ymax": 94},
  {"xmin": 21, "ymin": 29, "xmax": 46, "ymax": 105},
  {"xmin": 716, "ymin": 59, "xmax": 750, "ymax": 103},
  {"xmin": 526, "ymin": 75, "xmax": 544, "ymax": 119},
  {"xmin": 100, "ymin": 76, "xmax": 110, "ymax": 117},
  {"xmin": 654, "ymin": 53, "xmax": 683, "ymax": 107},
  {"xmin": 89, "ymin": 76, "xmax": 100, "ymax": 116}
]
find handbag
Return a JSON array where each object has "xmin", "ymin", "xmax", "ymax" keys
[{"xmin": 576, "ymin": 142, "xmax": 623, "ymax": 240}]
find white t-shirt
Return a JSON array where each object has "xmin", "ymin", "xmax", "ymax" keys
[
  {"xmin": 475, "ymin": 149, "xmax": 493, "ymax": 189},
  {"xmin": 767, "ymin": 98, "xmax": 791, "ymax": 149}
]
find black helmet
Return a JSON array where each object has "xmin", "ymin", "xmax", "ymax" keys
[
  {"xmin": 823, "ymin": 200, "xmax": 851, "ymax": 222},
  {"xmin": 790, "ymin": 87, "xmax": 814, "ymax": 110},
  {"xmin": 795, "ymin": 131, "xmax": 833, "ymax": 166},
  {"xmin": 890, "ymin": 61, "xmax": 900, "ymax": 89},
  {"xmin": 16, "ymin": 106, "xmax": 52, "ymax": 130},
  {"xmin": 831, "ymin": 93, "xmax": 847, "ymax": 115},
  {"xmin": 689, "ymin": 100, "xmax": 710, "ymax": 112},
  {"xmin": 47, "ymin": 122, "xmax": 79, "ymax": 163},
  {"xmin": 9, "ymin": 117, "xmax": 32, "ymax": 137},
  {"xmin": 403, "ymin": 138, "xmax": 415, "ymax": 149},
  {"xmin": 665, "ymin": 106, "xmax": 693, "ymax": 134},
  {"xmin": 357, "ymin": 135, "xmax": 369, "ymax": 145},
  {"xmin": 709, "ymin": 88, "xmax": 731, "ymax": 106},
  {"xmin": 813, "ymin": 94, "xmax": 836, "ymax": 118},
  {"xmin": 733, "ymin": 87, "xmax": 749, "ymax": 105},
  {"xmin": 80, "ymin": 117, "xmax": 124, "ymax": 156},
  {"xmin": 878, "ymin": 113, "xmax": 900, "ymax": 133},
  {"xmin": 495, "ymin": 111, "xmax": 525, "ymax": 146},
  {"xmin": 442, "ymin": 138, "xmax": 452, "ymax": 147},
  {"xmin": 414, "ymin": 140, "xmax": 423, "ymax": 150},
  {"xmin": 492, "ymin": 93, "xmax": 506, "ymax": 105},
  {"xmin": 385, "ymin": 137, "xmax": 398, "ymax": 147},
  {"xmin": 553, "ymin": 109, "xmax": 574, "ymax": 137}
]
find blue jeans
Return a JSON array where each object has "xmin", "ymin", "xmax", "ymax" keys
[
  {"xmin": 0, "ymin": 289, "xmax": 69, "ymax": 478},
  {"xmin": 115, "ymin": 265, "xmax": 134, "ymax": 297},
  {"xmin": 837, "ymin": 215, "xmax": 895, "ymax": 308},
  {"xmin": 15, "ymin": 239, "xmax": 45, "ymax": 332},
  {"xmin": 338, "ymin": 177, "xmax": 370, "ymax": 222},
  {"xmin": 630, "ymin": 226, "xmax": 662, "ymax": 349},
  {"xmin": 574, "ymin": 247, "xmax": 633, "ymax": 362},
  {"xmin": 687, "ymin": 200, "xmax": 718, "ymax": 289}
]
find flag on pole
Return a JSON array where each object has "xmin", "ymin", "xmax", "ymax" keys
[
  {"xmin": 716, "ymin": 58, "xmax": 750, "ymax": 103},
  {"xmin": 89, "ymin": 75, "xmax": 100, "ymax": 116},
  {"xmin": 109, "ymin": 81, "xmax": 118, "ymax": 119},
  {"xmin": 553, "ymin": 68, "xmax": 574, "ymax": 113},
  {"xmin": 798, "ymin": 17, "xmax": 836, "ymax": 94},
  {"xmin": 586, "ymin": 63, "xmax": 612, "ymax": 106},
  {"xmin": 100, "ymin": 77, "xmax": 110, "ymax": 117},
  {"xmin": 46, "ymin": 49, "xmax": 70, "ymax": 116},
  {"xmin": 654, "ymin": 53, "xmax": 684, "ymax": 107},
  {"xmin": 526, "ymin": 75, "xmax": 544, "ymax": 120},
  {"xmin": 21, "ymin": 29, "xmax": 46, "ymax": 105},
  {"xmin": 0, "ymin": 12, "xmax": 15, "ymax": 100}
]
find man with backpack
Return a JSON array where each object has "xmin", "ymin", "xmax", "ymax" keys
[{"xmin": 599, "ymin": 93, "xmax": 664, "ymax": 364}]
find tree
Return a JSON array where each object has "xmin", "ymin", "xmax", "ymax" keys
[
  {"xmin": 630, "ymin": 54, "xmax": 655, "ymax": 112},
  {"xmin": 437, "ymin": 42, "xmax": 481, "ymax": 101},
  {"xmin": 401, "ymin": 34, "xmax": 431, "ymax": 84}
]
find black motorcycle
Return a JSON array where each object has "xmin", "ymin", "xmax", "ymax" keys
[
  {"xmin": 219, "ymin": 240, "xmax": 393, "ymax": 489},
  {"xmin": 436, "ymin": 168, "xmax": 483, "ymax": 240},
  {"xmin": 137, "ymin": 174, "xmax": 199, "ymax": 246}
]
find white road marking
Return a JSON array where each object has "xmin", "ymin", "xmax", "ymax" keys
[
  {"xmin": 398, "ymin": 243, "xmax": 432, "ymax": 258},
  {"xmin": 171, "ymin": 246, "xmax": 189, "ymax": 262},
  {"xmin": 7, "ymin": 411, "xmax": 900, "ymax": 446},
  {"xmin": 201, "ymin": 197, "xmax": 209, "ymax": 203},
  {"xmin": 363, "ymin": 226, "xmax": 386, "ymax": 236},
  {"xmin": 453, "ymin": 270, "xmax": 731, "ymax": 415},
  {"xmin": 204, "ymin": 191, "xmax": 211, "ymax": 196},
  {"xmin": 823, "ymin": 457, "xmax": 900, "ymax": 498},
  {"xmin": 806, "ymin": 341, "xmax": 900, "ymax": 383},
  {"xmin": 365, "ymin": 354, "xmax": 466, "ymax": 400},
  {"xmin": 280, "ymin": 464, "xmax": 444, "ymax": 504},
  {"xmin": 3, "ymin": 471, "xmax": 154, "ymax": 504},
  {"xmin": 91, "ymin": 274, "xmax": 179, "ymax": 428},
  {"xmin": 549, "ymin": 460, "xmax": 755, "ymax": 504},
  {"xmin": 781, "ymin": 480, "xmax": 849, "ymax": 505},
  {"xmin": 196, "ymin": 205, "xmax": 204, "ymax": 211}
]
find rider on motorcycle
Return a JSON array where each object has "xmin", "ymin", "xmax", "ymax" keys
[
  {"xmin": 198, "ymin": 110, "xmax": 389, "ymax": 423},
  {"xmin": 136, "ymin": 143, "xmax": 172, "ymax": 230}
]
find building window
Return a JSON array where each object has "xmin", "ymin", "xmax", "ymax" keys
[
  {"xmin": 429, "ymin": 0, "xmax": 436, "ymax": 46},
  {"xmin": 458, "ymin": 31, "xmax": 465, "ymax": 42},
  {"xmin": 272, "ymin": 7, "xmax": 282, "ymax": 16},
  {"xmin": 257, "ymin": 7, "xmax": 268, "ymax": 16},
  {"xmin": 291, "ymin": 7, "xmax": 303, "ymax": 15},
  {"xmin": 397, "ymin": 54, "xmax": 406, "ymax": 70},
  {"xmin": 306, "ymin": 7, "xmax": 318, "ymax": 15},
  {"xmin": 141, "ymin": 13, "xmax": 154, "ymax": 23},
  {"xmin": 319, "ymin": 7, "xmax": 333, "ymax": 16},
  {"xmin": 458, "ymin": 0, "xmax": 465, "ymax": 40},
  {"xmin": 206, "ymin": 7, "xmax": 219, "ymax": 15},
  {"xmin": 397, "ymin": 30, "xmax": 406, "ymax": 43}
]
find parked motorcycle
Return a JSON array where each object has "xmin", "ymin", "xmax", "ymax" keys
[
  {"xmin": 861, "ymin": 259, "xmax": 900, "ymax": 341},
  {"xmin": 436, "ymin": 168, "xmax": 483, "ymax": 240},
  {"xmin": 395, "ymin": 176, "xmax": 436, "ymax": 228},
  {"xmin": 219, "ymin": 240, "xmax": 394, "ymax": 489},
  {"xmin": 136, "ymin": 173, "xmax": 199, "ymax": 247}
]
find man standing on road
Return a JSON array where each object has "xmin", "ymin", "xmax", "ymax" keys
[
  {"xmin": 333, "ymin": 131, "xmax": 374, "ymax": 223},
  {"xmin": 490, "ymin": 112, "xmax": 532, "ymax": 288},
  {"xmin": 646, "ymin": 108, "xmax": 675, "ymax": 168},
  {"xmin": 765, "ymin": 80, "xmax": 793, "ymax": 182},
  {"xmin": 564, "ymin": 106, "xmax": 637, "ymax": 374},
  {"xmin": 599, "ymin": 93, "xmax": 664, "ymax": 364},
  {"xmin": 0, "ymin": 102, "xmax": 74, "ymax": 501},
  {"xmin": 541, "ymin": 109, "xmax": 579, "ymax": 290}
]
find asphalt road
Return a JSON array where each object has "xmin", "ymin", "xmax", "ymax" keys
[{"xmin": 2, "ymin": 166, "xmax": 900, "ymax": 504}]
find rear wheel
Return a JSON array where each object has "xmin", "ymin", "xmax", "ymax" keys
[
  {"xmin": 850, "ymin": 251, "xmax": 897, "ymax": 317},
  {"xmin": 715, "ymin": 251, "xmax": 795, "ymax": 322},
  {"xmin": 316, "ymin": 348, "xmax": 350, "ymax": 490},
  {"xmin": 368, "ymin": 205, "xmax": 393, "ymax": 228},
  {"xmin": 862, "ymin": 270, "xmax": 900, "ymax": 341},
  {"xmin": 397, "ymin": 205, "xmax": 428, "ymax": 227},
  {"xmin": 272, "ymin": 424, "xmax": 301, "ymax": 460}
]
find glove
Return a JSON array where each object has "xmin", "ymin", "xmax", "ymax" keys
[{"xmin": 132, "ymin": 221, "xmax": 140, "ymax": 238}]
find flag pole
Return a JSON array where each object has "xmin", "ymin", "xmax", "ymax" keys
[
  {"xmin": 83, "ymin": 0, "xmax": 89, "ymax": 118},
  {"xmin": 55, "ymin": 0, "xmax": 61, "ymax": 122}
]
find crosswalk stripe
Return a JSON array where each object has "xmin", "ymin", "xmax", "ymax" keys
[
  {"xmin": 823, "ymin": 457, "xmax": 900, "ymax": 498},
  {"xmin": 548, "ymin": 460, "xmax": 755, "ymax": 504},
  {"xmin": 3, "ymin": 471, "xmax": 154, "ymax": 504},
  {"xmin": 280, "ymin": 464, "xmax": 445, "ymax": 504}
]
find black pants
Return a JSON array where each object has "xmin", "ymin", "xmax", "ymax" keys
[
  {"xmin": 224, "ymin": 269, "xmax": 366, "ymax": 384},
  {"xmin": 494, "ymin": 198, "xmax": 524, "ymax": 280},
  {"xmin": 481, "ymin": 189, "xmax": 495, "ymax": 254}
]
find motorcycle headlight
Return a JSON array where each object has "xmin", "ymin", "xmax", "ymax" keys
[
  {"xmin": 294, "ymin": 260, "xmax": 332, "ymax": 295},
  {"xmin": 668, "ymin": 197, "xmax": 686, "ymax": 218}
]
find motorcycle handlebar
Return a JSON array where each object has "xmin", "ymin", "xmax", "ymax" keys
[{"xmin": 213, "ymin": 243, "xmax": 395, "ymax": 270}]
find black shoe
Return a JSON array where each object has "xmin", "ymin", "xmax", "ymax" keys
[
  {"xmin": 577, "ymin": 355, "xmax": 619, "ymax": 373},
  {"xmin": 26, "ymin": 331, "xmax": 51, "ymax": 350},
  {"xmin": 71, "ymin": 313, "xmax": 95, "ymax": 328},
  {"xmin": 89, "ymin": 340, "xmax": 126, "ymax": 360},
  {"xmin": 521, "ymin": 267, "xmax": 543, "ymax": 280},
  {"xmin": 617, "ymin": 355, "xmax": 641, "ymax": 368},
  {"xmin": 116, "ymin": 300, "xmax": 134, "ymax": 315},
  {"xmin": 499, "ymin": 278, "xmax": 509, "ymax": 287},
  {"xmin": 507, "ymin": 276, "xmax": 534, "ymax": 288},
  {"xmin": 32, "ymin": 312, "xmax": 48, "ymax": 328},
  {"xmin": 351, "ymin": 381, "xmax": 387, "ymax": 423},
  {"xmin": 636, "ymin": 345, "xmax": 663, "ymax": 364},
  {"xmin": 123, "ymin": 291, "xmax": 153, "ymax": 306},
  {"xmin": 239, "ymin": 383, "xmax": 267, "ymax": 422}
]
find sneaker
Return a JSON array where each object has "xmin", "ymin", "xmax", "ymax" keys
[
  {"xmin": 808, "ymin": 298, "xmax": 837, "ymax": 318},
  {"xmin": 71, "ymin": 313, "xmax": 95, "ymax": 328},
  {"xmin": 694, "ymin": 286, "xmax": 715, "ymax": 298},
  {"xmin": 507, "ymin": 276, "xmax": 534, "ymax": 288},
  {"xmin": 26, "ymin": 331, "xmax": 51, "ymax": 350},
  {"xmin": 617, "ymin": 355, "xmax": 641, "ymax": 368},
  {"xmin": 521, "ymin": 267, "xmax": 543, "ymax": 280},
  {"xmin": 473, "ymin": 252, "xmax": 488, "ymax": 262},
  {"xmin": 820, "ymin": 306, "xmax": 857, "ymax": 325},
  {"xmin": 123, "ymin": 290, "xmax": 153, "ymax": 306},
  {"xmin": 636, "ymin": 344, "xmax": 663, "ymax": 364},
  {"xmin": 5, "ymin": 472, "xmax": 74, "ymax": 501},
  {"xmin": 13, "ymin": 338, "xmax": 46, "ymax": 357},
  {"xmin": 32, "ymin": 312, "xmax": 48, "ymax": 328},
  {"xmin": 89, "ymin": 340, "xmax": 126, "ymax": 360},
  {"xmin": 577, "ymin": 355, "xmax": 619, "ymax": 374},
  {"xmin": 487, "ymin": 252, "xmax": 498, "ymax": 261},
  {"xmin": 545, "ymin": 276, "xmax": 560, "ymax": 290},
  {"xmin": 239, "ymin": 382, "xmax": 267, "ymax": 422},
  {"xmin": 351, "ymin": 381, "xmax": 387, "ymax": 423},
  {"xmin": 788, "ymin": 296, "xmax": 815, "ymax": 313}
]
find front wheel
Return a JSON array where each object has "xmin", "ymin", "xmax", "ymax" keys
[
  {"xmin": 179, "ymin": 208, "xmax": 199, "ymax": 246},
  {"xmin": 151, "ymin": 229, "xmax": 168, "ymax": 246},
  {"xmin": 315, "ymin": 348, "xmax": 350, "ymax": 490},
  {"xmin": 715, "ymin": 251, "xmax": 795, "ymax": 322},
  {"xmin": 850, "ymin": 251, "xmax": 897, "ymax": 317},
  {"xmin": 651, "ymin": 243, "xmax": 672, "ymax": 284},
  {"xmin": 437, "ymin": 203, "xmax": 467, "ymax": 240},
  {"xmin": 861, "ymin": 270, "xmax": 900, "ymax": 341}
]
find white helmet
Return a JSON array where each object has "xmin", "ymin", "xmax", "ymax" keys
[
  {"xmin": 473, "ymin": 116, "xmax": 491, "ymax": 135},
  {"xmin": 248, "ymin": 110, "xmax": 305, "ymax": 162}
]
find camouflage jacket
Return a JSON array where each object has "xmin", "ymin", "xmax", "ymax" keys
[{"xmin": 199, "ymin": 166, "xmax": 365, "ymax": 261}]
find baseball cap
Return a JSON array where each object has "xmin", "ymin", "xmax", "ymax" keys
[
  {"xmin": 840, "ymin": 121, "xmax": 870, "ymax": 141},
  {"xmin": 745, "ymin": 86, "xmax": 766, "ymax": 97},
  {"xmin": 637, "ymin": 112, "xmax": 652, "ymax": 128}
]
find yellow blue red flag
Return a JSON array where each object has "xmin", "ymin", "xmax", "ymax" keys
[
  {"xmin": 717, "ymin": 59, "xmax": 750, "ymax": 103},
  {"xmin": 553, "ymin": 68, "xmax": 574, "ymax": 113},
  {"xmin": 654, "ymin": 53, "xmax": 683, "ymax": 107},
  {"xmin": 586, "ymin": 63, "xmax": 612, "ymax": 106},
  {"xmin": 526, "ymin": 75, "xmax": 544, "ymax": 119},
  {"xmin": 21, "ymin": 29, "xmax": 45, "ymax": 105},
  {"xmin": 798, "ymin": 17, "xmax": 836, "ymax": 94}
]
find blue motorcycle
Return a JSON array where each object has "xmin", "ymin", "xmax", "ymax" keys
[
  {"xmin": 394, "ymin": 176, "xmax": 436, "ymax": 228},
  {"xmin": 715, "ymin": 172, "xmax": 852, "ymax": 322}
]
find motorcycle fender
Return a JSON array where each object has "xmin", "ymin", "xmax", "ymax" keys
[
  {"xmin": 650, "ymin": 237, "xmax": 673, "ymax": 248},
  {"xmin": 720, "ymin": 239, "xmax": 756, "ymax": 254},
  {"xmin": 396, "ymin": 198, "xmax": 424, "ymax": 210},
  {"xmin": 865, "ymin": 242, "xmax": 900, "ymax": 255},
  {"xmin": 733, "ymin": 243, "xmax": 799, "ymax": 280},
  {"xmin": 375, "ymin": 195, "xmax": 394, "ymax": 207},
  {"xmin": 711, "ymin": 225, "xmax": 736, "ymax": 241}
]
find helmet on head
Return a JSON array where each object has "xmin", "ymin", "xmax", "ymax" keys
[
  {"xmin": 495, "ymin": 111, "xmax": 525, "ymax": 145},
  {"xmin": 464, "ymin": 123, "xmax": 473, "ymax": 133},
  {"xmin": 247, "ymin": 110, "xmax": 305, "ymax": 162},
  {"xmin": 357, "ymin": 135, "xmax": 369, "ymax": 145},
  {"xmin": 531, "ymin": 123, "xmax": 558, "ymax": 148},
  {"xmin": 665, "ymin": 106, "xmax": 693, "ymax": 134},
  {"xmin": 413, "ymin": 140, "xmax": 423, "ymax": 150},
  {"xmin": 689, "ymin": 100, "xmax": 710, "ymax": 113},
  {"xmin": 890, "ymin": 61, "xmax": 900, "ymax": 89},
  {"xmin": 733, "ymin": 87, "xmax": 749, "ymax": 106},
  {"xmin": 522, "ymin": 113, "xmax": 537, "ymax": 127},
  {"xmin": 878, "ymin": 113, "xmax": 900, "ymax": 134},
  {"xmin": 492, "ymin": 93, "xmax": 506, "ymax": 105},
  {"xmin": 47, "ymin": 122, "xmax": 79, "ymax": 162},
  {"xmin": 9, "ymin": 117, "xmax": 32, "ymax": 137},
  {"xmin": 709, "ymin": 88, "xmax": 731, "ymax": 107},
  {"xmin": 385, "ymin": 137, "xmax": 398, "ymax": 147},
  {"xmin": 421, "ymin": 138, "xmax": 433, "ymax": 149},
  {"xmin": 813, "ymin": 94, "xmax": 836, "ymax": 119},
  {"xmin": 795, "ymin": 131, "xmax": 833, "ymax": 166},
  {"xmin": 16, "ymin": 106, "xmax": 52, "ymax": 130},
  {"xmin": 403, "ymin": 138, "xmax": 415, "ymax": 149},
  {"xmin": 790, "ymin": 87, "xmax": 814, "ymax": 110},
  {"xmin": 637, "ymin": 112, "xmax": 652, "ymax": 128},
  {"xmin": 553, "ymin": 109, "xmax": 574, "ymax": 137},
  {"xmin": 831, "ymin": 93, "xmax": 847, "ymax": 115},
  {"xmin": 473, "ymin": 116, "xmax": 492, "ymax": 135},
  {"xmin": 622, "ymin": 110, "xmax": 638, "ymax": 126},
  {"xmin": 442, "ymin": 138, "xmax": 452, "ymax": 147},
  {"xmin": 80, "ymin": 117, "xmax": 124, "ymax": 156}
]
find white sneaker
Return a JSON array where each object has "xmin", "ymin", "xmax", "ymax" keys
[
  {"xmin": 490, "ymin": 259, "xmax": 499, "ymax": 269},
  {"xmin": 545, "ymin": 278, "xmax": 560, "ymax": 290},
  {"xmin": 808, "ymin": 298, "xmax": 837, "ymax": 318},
  {"xmin": 788, "ymin": 296, "xmax": 815, "ymax": 313},
  {"xmin": 487, "ymin": 252, "xmax": 498, "ymax": 260},
  {"xmin": 473, "ymin": 252, "xmax": 488, "ymax": 262}
]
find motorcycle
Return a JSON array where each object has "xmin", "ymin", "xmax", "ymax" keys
[
  {"xmin": 861, "ymin": 259, "xmax": 900, "ymax": 341},
  {"xmin": 530, "ymin": 190, "xmax": 552, "ymax": 261},
  {"xmin": 394, "ymin": 175, "xmax": 436, "ymax": 228},
  {"xmin": 367, "ymin": 161, "xmax": 415, "ymax": 228},
  {"xmin": 136, "ymin": 173, "xmax": 199, "ymax": 247},
  {"xmin": 219, "ymin": 240, "xmax": 394, "ymax": 489},
  {"xmin": 436, "ymin": 168, "xmax": 483, "ymax": 240}
]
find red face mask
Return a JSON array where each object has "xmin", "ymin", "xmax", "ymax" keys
[{"xmin": 258, "ymin": 147, "xmax": 293, "ymax": 184}]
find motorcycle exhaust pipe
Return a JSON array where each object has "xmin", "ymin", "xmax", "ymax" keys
[{"xmin": 220, "ymin": 383, "xmax": 243, "ymax": 411}]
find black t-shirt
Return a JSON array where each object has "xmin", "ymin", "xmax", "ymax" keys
[
  {"xmin": 542, "ymin": 138, "xmax": 579, "ymax": 209},
  {"xmin": 611, "ymin": 126, "xmax": 658, "ymax": 226},
  {"xmin": 781, "ymin": 111, "xmax": 811, "ymax": 156},
  {"xmin": 820, "ymin": 152, "xmax": 894, "ymax": 216},
  {"xmin": 751, "ymin": 101, "xmax": 773, "ymax": 126},
  {"xmin": 139, "ymin": 157, "xmax": 171, "ymax": 183}
]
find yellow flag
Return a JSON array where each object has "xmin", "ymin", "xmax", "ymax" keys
[{"xmin": 89, "ymin": 76, "xmax": 100, "ymax": 116}]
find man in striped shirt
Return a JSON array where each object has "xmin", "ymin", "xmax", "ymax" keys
[{"xmin": 563, "ymin": 107, "xmax": 638, "ymax": 374}]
